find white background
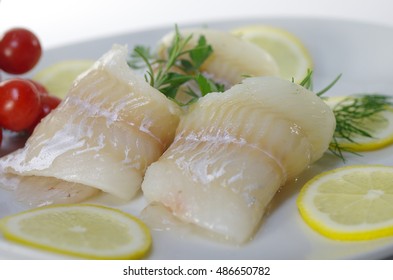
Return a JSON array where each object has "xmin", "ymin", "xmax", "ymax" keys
[{"xmin": 0, "ymin": 0, "xmax": 393, "ymax": 49}]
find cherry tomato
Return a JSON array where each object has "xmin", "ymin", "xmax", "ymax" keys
[
  {"xmin": 0, "ymin": 28, "xmax": 42, "ymax": 74},
  {"xmin": 0, "ymin": 128, "xmax": 2, "ymax": 147},
  {"xmin": 39, "ymin": 94, "xmax": 61, "ymax": 117},
  {"xmin": 0, "ymin": 78, "xmax": 41, "ymax": 131},
  {"xmin": 28, "ymin": 79, "xmax": 49, "ymax": 96}
]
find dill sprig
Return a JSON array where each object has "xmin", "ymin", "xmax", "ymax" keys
[
  {"xmin": 128, "ymin": 26, "xmax": 224, "ymax": 106},
  {"xmin": 298, "ymin": 70, "xmax": 341, "ymax": 96},
  {"xmin": 298, "ymin": 71, "xmax": 392, "ymax": 161},
  {"xmin": 329, "ymin": 94, "xmax": 392, "ymax": 159}
]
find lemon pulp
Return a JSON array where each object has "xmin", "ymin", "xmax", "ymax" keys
[
  {"xmin": 325, "ymin": 96, "xmax": 393, "ymax": 151},
  {"xmin": 0, "ymin": 204, "xmax": 152, "ymax": 259},
  {"xmin": 232, "ymin": 25, "xmax": 313, "ymax": 82},
  {"xmin": 297, "ymin": 165, "xmax": 393, "ymax": 240},
  {"xmin": 33, "ymin": 60, "xmax": 94, "ymax": 99}
]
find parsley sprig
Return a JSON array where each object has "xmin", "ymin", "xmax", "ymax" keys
[{"xmin": 128, "ymin": 26, "xmax": 224, "ymax": 105}]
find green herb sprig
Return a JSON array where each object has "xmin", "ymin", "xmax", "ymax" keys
[
  {"xmin": 299, "ymin": 71, "xmax": 392, "ymax": 161},
  {"xmin": 329, "ymin": 94, "xmax": 392, "ymax": 160},
  {"xmin": 128, "ymin": 26, "xmax": 224, "ymax": 106},
  {"xmin": 297, "ymin": 69, "xmax": 342, "ymax": 96}
]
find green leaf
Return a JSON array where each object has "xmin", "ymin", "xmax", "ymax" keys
[
  {"xmin": 127, "ymin": 25, "xmax": 224, "ymax": 106},
  {"xmin": 195, "ymin": 74, "xmax": 222, "ymax": 96},
  {"xmin": 180, "ymin": 59, "xmax": 194, "ymax": 72},
  {"xmin": 165, "ymin": 72, "xmax": 193, "ymax": 87},
  {"xmin": 188, "ymin": 36, "xmax": 213, "ymax": 69},
  {"xmin": 159, "ymin": 72, "xmax": 193, "ymax": 98}
]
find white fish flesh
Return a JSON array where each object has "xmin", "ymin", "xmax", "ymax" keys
[
  {"xmin": 141, "ymin": 76, "xmax": 336, "ymax": 244},
  {"xmin": 158, "ymin": 28, "xmax": 279, "ymax": 85},
  {"xmin": 0, "ymin": 45, "xmax": 181, "ymax": 206},
  {"xmin": 157, "ymin": 28, "xmax": 279, "ymax": 103}
]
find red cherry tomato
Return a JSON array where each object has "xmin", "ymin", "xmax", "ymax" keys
[
  {"xmin": 0, "ymin": 28, "xmax": 42, "ymax": 74},
  {"xmin": 0, "ymin": 78, "xmax": 41, "ymax": 131},
  {"xmin": 28, "ymin": 79, "xmax": 49, "ymax": 96},
  {"xmin": 40, "ymin": 94, "xmax": 61, "ymax": 117}
]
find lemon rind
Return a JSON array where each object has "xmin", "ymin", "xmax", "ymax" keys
[
  {"xmin": 0, "ymin": 204, "xmax": 152, "ymax": 260},
  {"xmin": 297, "ymin": 165, "xmax": 393, "ymax": 241},
  {"xmin": 231, "ymin": 24, "xmax": 313, "ymax": 82},
  {"xmin": 325, "ymin": 97, "xmax": 393, "ymax": 152}
]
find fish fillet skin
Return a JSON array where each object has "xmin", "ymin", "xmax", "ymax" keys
[
  {"xmin": 142, "ymin": 76, "xmax": 336, "ymax": 243},
  {"xmin": 158, "ymin": 28, "xmax": 279, "ymax": 86},
  {"xmin": 0, "ymin": 45, "xmax": 181, "ymax": 205}
]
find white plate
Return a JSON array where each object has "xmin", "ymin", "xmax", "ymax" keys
[{"xmin": 1, "ymin": 17, "xmax": 393, "ymax": 260}]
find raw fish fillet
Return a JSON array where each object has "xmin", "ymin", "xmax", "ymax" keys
[
  {"xmin": 0, "ymin": 45, "xmax": 181, "ymax": 206},
  {"xmin": 157, "ymin": 28, "xmax": 279, "ymax": 103},
  {"xmin": 142, "ymin": 76, "xmax": 336, "ymax": 243},
  {"xmin": 158, "ymin": 28, "xmax": 279, "ymax": 85}
]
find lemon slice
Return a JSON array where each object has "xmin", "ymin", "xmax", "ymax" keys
[
  {"xmin": 232, "ymin": 25, "xmax": 313, "ymax": 82},
  {"xmin": 297, "ymin": 165, "xmax": 393, "ymax": 240},
  {"xmin": 33, "ymin": 60, "xmax": 94, "ymax": 99},
  {"xmin": 325, "ymin": 96, "xmax": 393, "ymax": 151},
  {"xmin": 0, "ymin": 204, "xmax": 151, "ymax": 259}
]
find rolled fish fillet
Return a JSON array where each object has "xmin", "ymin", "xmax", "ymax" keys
[
  {"xmin": 142, "ymin": 76, "xmax": 336, "ymax": 244},
  {"xmin": 0, "ymin": 45, "xmax": 181, "ymax": 206},
  {"xmin": 158, "ymin": 28, "xmax": 279, "ymax": 87}
]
